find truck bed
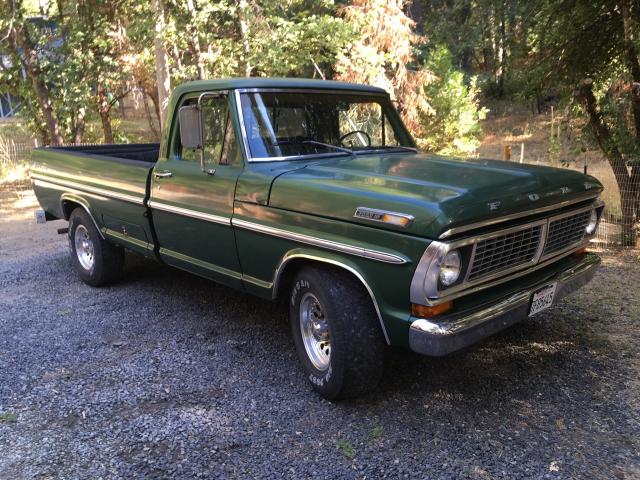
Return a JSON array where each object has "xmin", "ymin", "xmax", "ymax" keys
[{"xmin": 31, "ymin": 143, "xmax": 160, "ymax": 256}]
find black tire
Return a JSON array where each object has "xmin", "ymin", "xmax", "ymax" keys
[
  {"xmin": 289, "ymin": 265, "xmax": 386, "ymax": 400},
  {"xmin": 68, "ymin": 208, "xmax": 124, "ymax": 286}
]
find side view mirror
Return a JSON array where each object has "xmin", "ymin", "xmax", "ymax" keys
[{"xmin": 179, "ymin": 105, "xmax": 202, "ymax": 150}]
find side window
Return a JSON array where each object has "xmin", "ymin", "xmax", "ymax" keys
[
  {"xmin": 177, "ymin": 95, "xmax": 239, "ymax": 164},
  {"xmin": 201, "ymin": 97, "xmax": 228, "ymax": 163},
  {"xmin": 220, "ymin": 115, "xmax": 242, "ymax": 165},
  {"xmin": 383, "ymin": 115, "xmax": 400, "ymax": 146}
]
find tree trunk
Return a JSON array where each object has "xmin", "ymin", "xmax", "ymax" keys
[
  {"xmin": 185, "ymin": 0, "xmax": 206, "ymax": 80},
  {"xmin": 575, "ymin": 79, "xmax": 638, "ymax": 245},
  {"xmin": 12, "ymin": 24, "xmax": 64, "ymax": 145},
  {"xmin": 237, "ymin": 0, "xmax": 252, "ymax": 77},
  {"xmin": 621, "ymin": 0, "xmax": 640, "ymax": 137},
  {"xmin": 96, "ymin": 88, "xmax": 115, "ymax": 144},
  {"xmin": 99, "ymin": 109, "xmax": 114, "ymax": 144},
  {"xmin": 153, "ymin": 0, "xmax": 171, "ymax": 131},
  {"xmin": 143, "ymin": 91, "xmax": 161, "ymax": 141},
  {"xmin": 73, "ymin": 106, "xmax": 86, "ymax": 144}
]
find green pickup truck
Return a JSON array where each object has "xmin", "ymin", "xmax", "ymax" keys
[{"xmin": 32, "ymin": 78, "xmax": 604, "ymax": 399}]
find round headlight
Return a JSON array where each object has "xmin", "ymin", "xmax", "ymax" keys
[
  {"xmin": 439, "ymin": 250, "xmax": 461, "ymax": 286},
  {"xmin": 585, "ymin": 209, "xmax": 598, "ymax": 235}
]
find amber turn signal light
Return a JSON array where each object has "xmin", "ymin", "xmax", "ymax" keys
[
  {"xmin": 411, "ymin": 301, "xmax": 453, "ymax": 318},
  {"xmin": 572, "ymin": 246, "xmax": 588, "ymax": 257}
]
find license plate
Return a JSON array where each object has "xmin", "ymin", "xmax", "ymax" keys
[{"xmin": 529, "ymin": 283, "xmax": 557, "ymax": 317}]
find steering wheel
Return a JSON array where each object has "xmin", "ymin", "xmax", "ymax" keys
[{"xmin": 339, "ymin": 130, "xmax": 371, "ymax": 147}]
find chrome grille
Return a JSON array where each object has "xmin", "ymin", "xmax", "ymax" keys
[
  {"xmin": 543, "ymin": 210, "xmax": 591, "ymax": 255},
  {"xmin": 468, "ymin": 225, "xmax": 543, "ymax": 281}
]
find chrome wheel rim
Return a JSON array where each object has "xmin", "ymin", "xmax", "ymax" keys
[
  {"xmin": 74, "ymin": 224, "xmax": 95, "ymax": 271},
  {"xmin": 299, "ymin": 292, "xmax": 331, "ymax": 371}
]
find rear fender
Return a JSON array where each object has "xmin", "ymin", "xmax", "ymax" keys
[{"xmin": 60, "ymin": 193, "xmax": 105, "ymax": 240}]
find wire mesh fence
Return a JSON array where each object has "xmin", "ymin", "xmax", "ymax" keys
[
  {"xmin": 0, "ymin": 140, "xmax": 637, "ymax": 248},
  {"xmin": 0, "ymin": 137, "xmax": 33, "ymax": 170}
]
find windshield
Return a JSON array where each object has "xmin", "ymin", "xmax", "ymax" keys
[{"xmin": 238, "ymin": 91, "xmax": 416, "ymax": 160}]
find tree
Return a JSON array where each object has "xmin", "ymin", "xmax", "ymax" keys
[
  {"xmin": 335, "ymin": 0, "xmax": 434, "ymax": 138},
  {"xmin": 531, "ymin": 0, "xmax": 640, "ymax": 245},
  {"xmin": 420, "ymin": 46, "xmax": 487, "ymax": 155},
  {"xmin": 73, "ymin": 1, "xmax": 137, "ymax": 143},
  {"xmin": 1, "ymin": 2, "xmax": 67, "ymax": 144},
  {"xmin": 415, "ymin": 0, "xmax": 536, "ymax": 99}
]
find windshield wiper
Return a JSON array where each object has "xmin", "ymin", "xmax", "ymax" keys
[
  {"xmin": 301, "ymin": 140, "xmax": 357, "ymax": 159},
  {"xmin": 371, "ymin": 145, "xmax": 418, "ymax": 153},
  {"xmin": 272, "ymin": 139, "xmax": 357, "ymax": 159}
]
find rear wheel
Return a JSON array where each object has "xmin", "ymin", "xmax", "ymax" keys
[
  {"xmin": 69, "ymin": 208, "xmax": 124, "ymax": 286},
  {"xmin": 289, "ymin": 265, "xmax": 386, "ymax": 400}
]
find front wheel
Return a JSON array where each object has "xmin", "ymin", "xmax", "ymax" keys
[
  {"xmin": 69, "ymin": 208, "xmax": 124, "ymax": 286},
  {"xmin": 289, "ymin": 266, "xmax": 386, "ymax": 400}
]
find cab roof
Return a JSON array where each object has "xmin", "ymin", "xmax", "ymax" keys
[{"xmin": 172, "ymin": 77, "xmax": 388, "ymax": 96}]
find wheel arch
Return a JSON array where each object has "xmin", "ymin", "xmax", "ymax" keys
[
  {"xmin": 60, "ymin": 194, "xmax": 105, "ymax": 240},
  {"xmin": 273, "ymin": 251, "xmax": 391, "ymax": 344}
]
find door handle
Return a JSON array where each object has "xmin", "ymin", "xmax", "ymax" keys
[{"xmin": 154, "ymin": 170, "xmax": 173, "ymax": 179}]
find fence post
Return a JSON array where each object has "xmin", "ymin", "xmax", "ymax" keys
[
  {"xmin": 503, "ymin": 144, "xmax": 511, "ymax": 161},
  {"xmin": 520, "ymin": 143, "xmax": 524, "ymax": 163}
]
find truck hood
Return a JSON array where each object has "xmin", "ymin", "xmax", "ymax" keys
[{"xmin": 268, "ymin": 153, "xmax": 603, "ymax": 238}]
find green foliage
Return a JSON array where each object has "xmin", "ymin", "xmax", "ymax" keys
[
  {"xmin": 0, "ymin": 412, "xmax": 17, "ymax": 423},
  {"xmin": 370, "ymin": 425, "xmax": 384, "ymax": 440},
  {"xmin": 336, "ymin": 438, "xmax": 355, "ymax": 459},
  {"xmin": 161, "ymin": 0, "xmax": 352, "ymax": 81},
  {"xmin": 417, "ymin": 0, "xmax": 537, "ymax": 99},
  {"xmin": 1, "ymin": 0, "xmax": 352, "ymax": 144},
  {"xmin": 247, "ymin": 5, "xmax": 354, "ymax": 78},
  {"xmin": 419, "ymin": 46, "xmax": 487, "ymax": 155}
]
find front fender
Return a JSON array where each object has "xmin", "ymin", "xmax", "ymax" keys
[{"xmin": 271, "ymin": 248, "xmax": 391, "ymax": 344}]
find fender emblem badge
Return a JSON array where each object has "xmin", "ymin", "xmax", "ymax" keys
[
  {"xmin": 487, "ymin": 201, "xmax": 501, "ymax": 211},
  {"xmin": 354, "ymin": 207, "xmax": 414, "ymax": 227},
  {"xmin": 528, "ymin": 193, "xmax": 540, "ymax": 201}
]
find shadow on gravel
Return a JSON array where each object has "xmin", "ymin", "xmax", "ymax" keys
[{"xmin": 118, "ymin": 251, "xmax": 616, "ymax": 415}]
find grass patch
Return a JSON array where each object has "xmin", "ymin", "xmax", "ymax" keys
[
  {"xmin": 0, "ymin": 412, "xmax": 17, "ymax": 423},
  {"xmin": 371, "ymin": 425, "xmax": 384, "ymax": 440},
  {"xmin": 336, "ymin": 439, "xmax": 355, "ymax": 459}
]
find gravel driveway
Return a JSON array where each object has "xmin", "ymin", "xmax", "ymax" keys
[{"xmin": 1, "ymin": 188, "xmax": 639, "ymax": 479}]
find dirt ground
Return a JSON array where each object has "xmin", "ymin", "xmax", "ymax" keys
[{"xmin": 1, "ymin": 186, "xmax": 639, "ymax": 479}]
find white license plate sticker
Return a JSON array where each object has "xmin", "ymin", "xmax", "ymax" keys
[{"xmin": 529, "ymin": 283, "xmax": 558, "ymax": 317}]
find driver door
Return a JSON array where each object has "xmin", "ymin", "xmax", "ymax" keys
[{"xmin": 149, "ymin": 93, "xmax": 244, "ymax": 288}]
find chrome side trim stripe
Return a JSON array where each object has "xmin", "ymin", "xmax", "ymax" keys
[
  {"xmin": 31, "ymin": 174, "xmax": 145, "ymax": 205},
  {"xmin": 438, "ymin": 193, "xmax": 600, "ymax": 239},
  {"xmin": 232, "ymin": 218, "xmax": 408, "ymax": 265},
  {"xmin": 147, "ymin": 200, "xmax": 231, "ymax": 226}
]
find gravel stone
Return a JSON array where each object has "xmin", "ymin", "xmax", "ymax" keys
[{"xmin": 1, "ymin": 191, "xmax": 639, "ymax": 479}]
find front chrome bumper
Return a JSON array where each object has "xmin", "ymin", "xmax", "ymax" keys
[{"xmin": 409, "ymin": 253, "xmax": 601, "ymax": 356}]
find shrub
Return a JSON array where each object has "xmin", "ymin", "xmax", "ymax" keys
[{"xmin": 418, "ymin": 45, "xmax": 488, "ymax": 156}]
